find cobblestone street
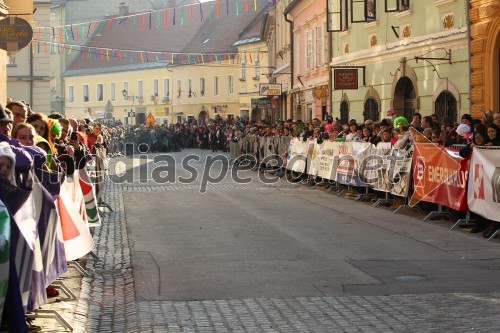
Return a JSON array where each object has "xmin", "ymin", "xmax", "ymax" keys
[{"xmin": 34, "ymin": 152, "xmax": 500, "ymax": 332}]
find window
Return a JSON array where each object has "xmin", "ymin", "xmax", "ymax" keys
[
  {"xmin": 351, "ymin": 0, "xmax": 376, "ymax": 23},
  {"xmin": 241, "ymin": 62, "xmax": 246, "ymax": 80},
  {"xmin": 315, "ymin": 25, "xmax": 324, "ymax": 67},
  {"xmin": 96, "ymin": 84, "xmax": 104, "ymax": 101},
  {"xmin": 228, "ymin": 75, "xmax": 233, "ymax": 95},
  {"xmin": 295, "ymin": 33, "xmax": 300, "ymax": 74},
  {"xmin": 163, "ymin": 78, "xmax": 170, "ymax": 98},
  {"xmin": 214, "ymin": 76, "xmax": 219, "ymax": 96},
  {"xmin": 123, "ymin": 82, "xmax": 129, "ymax": 100},
  {"xmin": 306, "ymin": 30, "xmax": 314, "ymax": 70},
  {"xmin": 385, "ymin": 0, "xmax": 410, "ymax": 12},
  {"xmin": 200, "ymin": 78, "xmax": 205, "ymax": 96},
  {"xmin": 340, "ymin": 100, "xmax": 349, "ymax": 123},
  {"xmin": 83, "ymin": 84, "xmax": 89, "ymax": 102},
  {"xmin": 137, "ymin": 80, "xmax": 143, "ymax": 97},
  {"xmin": 188, "ymin": 79, "xmax": 192, "ymax": 97},
  {"xmin": 254, "ymin": 60, "xmax": 260, "ymax": 79},
  {"xmin": 110, "ymin": 83, "xmax": 116, "ymax": 101},
  {"xmin": 177, "ymin": 80, "xmax": 181, "ymax": 97},
  {"xmin": 435, "ymin": 91, "xmax": 457, "ymax": 123},
  {"xmin": 153, "ymin": 79, "xmax": 159, "ymax": 97},
  {"xmin": 328, "ymin": 0, "xmax": 349, "ymax": 32},
  {"xmin": 69, "ymin": 86, "xmax": 75, "ymax": 103},
  {"xmin": 363, "ymin": 97, "xmax": 379, "ymax": 121}
]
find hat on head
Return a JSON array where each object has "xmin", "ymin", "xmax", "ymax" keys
[
  {"xmin": 380, "ymin": 118, "xmax": 391, "ymax": 127},
  {"xmin": 456, "ymin": 124, "xmax": 472, "ymax": 138},
  {"xmin": 461, "ymin": 114, "xmax": 473, "ymax": 124},
  {"xmin": 394, "ymin": 116, "xmax": 409, "ymax": 127},
  {"xmin": 0, "ymin": 141, "xmax": 16, "ymax": 185},
  {"xmin": 0, "ymin": 104, "xmax": 13, "ymax": 123}
]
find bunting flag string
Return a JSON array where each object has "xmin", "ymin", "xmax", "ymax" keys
[
  {"xmin": 37, "ymin": 0, "xmax": 275, "ymax": 34},
  {"xmin": 31, "ymin": 40, "xmax": 268, "ymax": 67}
]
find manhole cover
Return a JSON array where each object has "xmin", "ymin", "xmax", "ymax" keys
[{"xmin": 395, "ymin": 275, "xmax": 426, "ymax": 282}]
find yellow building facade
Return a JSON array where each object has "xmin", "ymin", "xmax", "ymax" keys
[{"xmin": 63, "ymin": 64, "xmax": 173, "ymax": 125}]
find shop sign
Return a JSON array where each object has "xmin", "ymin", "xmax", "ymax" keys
[
  {"xmin": 334, "ymin": 69, "xmax": 358, "ymax": 90},
  {"xmin": 0, "ymin": 17, "xmax": 33, "ymax": 52},
  {"xmin": 259, "ymin": 84, "xmax": 282, "ymax": 96}
]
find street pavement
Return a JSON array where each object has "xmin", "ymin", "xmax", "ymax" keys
[{"xmin": 34, "ymin": 149, "xmax": 500, "ymax": 332}]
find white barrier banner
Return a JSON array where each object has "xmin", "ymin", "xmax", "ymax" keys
[
  {"xmin": 370, "ymin": 142, "xmax": 393, "ymax": 192},
  {"xmin": 306, "ymin": 139, "xmax": 319, "ymax": 176},
  {"xmin": 315, "ymin": 141, "xmax": 341, "ymax": 180},
  {"xmin": 468, "ymin": 147, "xmax": 500, "ymax": 222},
  {"xmin": 287, "ymin": 138, "xmax": 308, "ymax": 173},
  {"xmin": 390, "ymin": 147, "xmax": 414, "ymax": 197},
  {"xmin": 336, "ymin": 142, "xmax": 372, "ymax": 187}
]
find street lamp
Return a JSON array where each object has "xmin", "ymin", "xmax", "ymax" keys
[{"xmin": 122, "ymin": 89, "xmax": 132, "ymax": 100}]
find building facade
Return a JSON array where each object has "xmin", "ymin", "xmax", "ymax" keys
[
  {"xmin": 0, "ymin": 0, "xmax": 34, "ymax": 104},
  {"xmin": 469, "ymin": 0, "xmax": 499, "ymax": 117},
  {"xmin": 286, "ymin": 0, "xmax": 330, "ymax": 122},
  {"xmin": 7, "ymin": 0, "xmax": 51, "ymax": 113},
  {"xmin": 62, "ymin": 0, "xmax": 270, "ymax": 125},
  {"xmin": 328, "ymin": 0, "xmax": 470, "ymax": 123},
  {"xmin": 266, "ymin": 0, "xmax": 293, "ymax": 121}
]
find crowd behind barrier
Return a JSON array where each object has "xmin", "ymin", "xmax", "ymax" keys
[
  {"xmin": 0, "ymin": 98, "xmax": 499, "ymax": 331},
  {"xmin": 227, "ymin": 109, "xmax": 500, "ymax": 241},
  {"xmin": 0, "ymin": 100, "xmax": 106, "ymax": 332}
]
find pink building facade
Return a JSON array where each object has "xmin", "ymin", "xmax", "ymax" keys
[{"xmin": 285, "ymin": 0, "xmax": 330, "ymax": 121}]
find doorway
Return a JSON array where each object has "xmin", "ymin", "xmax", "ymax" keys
[
  {"xmin": 393, "ymin": 77, "xmax": 417, "ymax": 120},
  {"xmin": 435, "ymin": 90, "xmax": 457, "ymax": 123}
]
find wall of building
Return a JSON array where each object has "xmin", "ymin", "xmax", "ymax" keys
[
  {"xmin": 469, "ymin": 0, "xmax": 500, "ymax": 117},
  {"xmin": 330, "ymin": 0, "xmax": 470, "ymax": 123},
  {"xmin": 7, "ymin": 1, "xmax": 51, "ymax": 113},
  {"xmin": 64, "ymin": 66, "xmax": 172, "ymax": 123},
  {"xmin": 289, "ymin": 0, "xmax": 329, "ymax": 121}
]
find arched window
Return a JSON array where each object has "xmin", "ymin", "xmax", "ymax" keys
[
  {"xmin": 435, "ymin": 90, "xmax": 457, "ymax": 123},
  {"xmin": 340, "ymin": 100, "xmax": 349, "ymax": 123},
  {"xmin": 364, "ymin": 97, "xmax": 379, "ymax": 121}
]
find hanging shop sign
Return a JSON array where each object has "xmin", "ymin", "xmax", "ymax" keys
[
  {"xmin": 259, "ymin": 83, "xmax": 282, "ymax": 96},
  {"xmin": 334, "ymin": 69, "xmax": 358, "ymax": 90},
  {"xmin": 0, "ymin": 17, "xmax": 33, "ymax": 52}
]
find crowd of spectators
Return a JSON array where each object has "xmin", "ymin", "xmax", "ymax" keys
[{"xmin": 1, "ymin": 100, "xmax": 499, "ymax": 313}]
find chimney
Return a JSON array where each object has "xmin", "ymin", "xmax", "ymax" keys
[{"xmin": 118, "ymin": 2, "xmax": 129, "ymax": 15}]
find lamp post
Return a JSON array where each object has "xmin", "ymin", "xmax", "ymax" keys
[{"xmin": 122, "ymin": 89, "xmax": 132, "ymax": 100}]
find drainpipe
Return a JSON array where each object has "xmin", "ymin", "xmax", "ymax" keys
[
  {"xmin": 284, "ymin": 12, "xmax": 293, "ymax": 120},
  {"xmin": 465, "ymin": 0, "xmax": 472, "ymax": 115},
  {"xmin": 30, "ymin": 44, "xmax": 33, "ymax": 108},
  {"xmin": 328, "ymin": 31, "xmax": 332, "ymax": 118}
]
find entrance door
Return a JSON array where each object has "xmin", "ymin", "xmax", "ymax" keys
[
  {"xmin": 199, "ymin": 110, "xmax": 207, "ymax": 124},
  {"xmin": 393, "ymin": 77, "xmax": 417, "ymax": 120},
  {"xmin": 136, "ymin": 113, "xmax": 146, "ymax": 125},
  {"xmin": 435, "ymin": 90, "xmax": 457, "ymax": 123},
  {"xmin": 251, "ymin": 108, "xmax": 260, "ymax": 121}
]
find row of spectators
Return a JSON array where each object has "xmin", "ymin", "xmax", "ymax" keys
[
  {"xmin": 224, "ymin": 109, "xmax": 500, "ymax": 239},
  {"xmin": 0, "ymin": 100, "xmax": 107, "ymax": 332}
]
